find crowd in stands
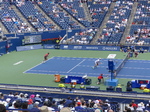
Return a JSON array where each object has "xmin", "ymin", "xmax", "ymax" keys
[
  {"xmin": 97, "ymin": 1, "xmax": 133, "ymax": 45},
  {"xmin": 60, "ymin": 0, "xmax": 91, "ymax": 27},
  {"xmin": 0, "ymin": 91, "xmax": 120, "ymax": 112},
  {"xmin": 0, "ymin": 2, "xmax": 32, "ymax": 33},
  {"xmin": 88, "ymin": 0, "xmax": 111, "ymax": 27},
  {"xmin": 15, "ymin": 0, "xmax": 58, "ymax": 32},
  {"xmin": 0, "ymin": 0, "xmax": 149, "ymax": 45},
  {"xmin": 38, "ymin": 1, "xmax": 81, "ymax": 29},
  {"xmin": 126, "ymin": 0, "xmax": 150, "ymax": 45},
  {"xmin": 62, "ymin": 28, "xmax": 97, "ymax": 44},
  {"xmin": 0, "ymin": 91, "xmax": 149, "ymax": 112}
]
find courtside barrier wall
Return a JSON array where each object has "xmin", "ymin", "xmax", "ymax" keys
[{"xmin": 59, "ymin": 44, "xmax": 120, "ymax": 51}]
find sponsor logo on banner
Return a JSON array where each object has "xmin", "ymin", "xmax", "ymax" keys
[
  {"xmin": 30, "ymin": 46, "xmax": 33, "ymax": 49},
  {"xmin": 86, "ymin": 47, "xmax": 98, "ymax": 50},
  {"xmin": 102, "ymin": 46, "xmax": 118, "ymax": 51},
  {"xmin": 64, "ymin": 45, "xmax": 68, "ymax": 49},
  {"xmin": 0, "ymin": 46, "xmax": 5, "ymax": 49},
  {"xmin": 44, "ymin": 45, "xmax": 55, "ymax": 49},
  {"xmin": 17, "ymin": 45, "xmax": 42, "ymax": 51},
  {"xmin": 73, "ymin": 46, "xmax": 82, "ymax": 49}
]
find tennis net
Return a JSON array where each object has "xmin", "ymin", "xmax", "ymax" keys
[{"xmin": 115, "ymin": 53, "xmax": 129, "ymax": 76}]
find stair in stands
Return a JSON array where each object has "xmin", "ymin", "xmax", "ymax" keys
[
  {"xmin": 0, "ymin": 20, "xmax": 9, "ymax": 34},
  {"xmin": 90, "ymin": 2, "xmax": 116, "ymax": 45},
  {"xmin": 58, "ymin": 3, "xmax": 85, "ymax": 29},
  {"xmin": 11, "ymin": 4, "xmax": 36, "ymax": 32},
  {"xmin": 36, "ymin": 2, "xmax": 61, "ymax": 30},
  {"xmin": 120, "ymin": 1, "xmax": 138, "ymax": 44}
]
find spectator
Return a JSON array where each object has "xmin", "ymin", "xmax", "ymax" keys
[
  {"xmin": 39, "ymin": 105, "xmax": 50, "ymax": 112},
  {"xmin": 75, "ymin": 102, "xmax": 84, "ymax": 111},
  {"xmin": 12, "ymin": 101, "xmax": 21, "ymax": 111},
  {"xmin": 8, "ymin": 92, "xmax": 14, "ymax": 97},
  {"xmin": 0, "ymin": 104, "xmax": 7, "ymax": 112},
  {"xmin": 58, "ymin": 101, "xmax": 64, "ymax": 110},
  {"xmin": 35, "ymin": 94, "xmax": 42, "ymax": 103},
  {"xmin": 127, "ymin": 103, "xmax": 134, "ymax": 111},
  {"xmin": 28, "ymin": 96, "xmax": 34, "ymax": 109},
  {"xmin": 21, "ymin": 102, "xmax": 28, "ymax": 112},
  {"xmin": 60, "ymin": 107, "xmax": 71, "ymax": 112},
  {"xmin": 4, "ymin": 98, "xmax": 11, "ymax": 108},
  {"xmin": 131, "ymin": 100, "xmax": 138, "ymax": 109},
  {"xmin": 64, "ymin": 96, "xmax": 73, "ymax": 107},
  {"xmin": 136, "ymin": 103, "xmax": 144, "ymax": 112},
  {"xmin": 30, "ymin": 102, "xmax": 40, "ymax": 112}
]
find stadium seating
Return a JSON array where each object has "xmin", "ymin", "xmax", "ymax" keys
[
  {"xmin": 0, "ymin": 2, "xmax": 31, "ymax": 33},
  {"xmin": 87, "ymin": 0, "xmax": 111, "ymax": 27},
  {"xmin": 0, "ymin": 89, "xmax": 121, "ymax": 112},
  {"xmin": 60, "ymin": 0, "xmax": 91, "ymax": 27},
  {"xmin": 127, "ymin": 1, "xmax": 150, "ymax": 45},
  {"xmin": 14, "ymin": 1, "xmax": 57, "ymax": 31},
  {"xmin": 38, "ymin": 1, "xmax": 81, "ymax": 29},
  {"xmin": 0, "ymin": 1, "xmax": 150, "ymax": 111},
  {"xmin": 97, "ymin": 1, "xmax": 133, "ymax": 45},
  {"xmin": 61, "ymin": 28, "xmax": 97, "ymax": 44}
]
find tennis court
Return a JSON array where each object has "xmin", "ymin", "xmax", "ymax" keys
[
  {"xmin": 117, "ymin": 60, "xmax": 150, "ymax": 79},
  {"xmin": 24, "ymin": 57, "xmax": 122, "ymax": 77},
  {"xmin": 0, "ymin": 49, "xmax": 150, "ymax": 92},
  {"xmin": 24, "ymin": 56, "xmax": 150, "ymax": 80}
]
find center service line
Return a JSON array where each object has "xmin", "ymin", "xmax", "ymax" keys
[{"xmin": 67, "ymin": 59, "xmax": 85, "ymax": 73}]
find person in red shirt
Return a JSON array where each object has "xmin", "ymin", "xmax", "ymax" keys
[
  {"xmin": 134, "ymin": 51, "xmax": 139, "ymax": 58},
  {"xmin": 43, "ymin": 53, "xmax": 49, "ymax": 63},
  {"xmin": 97, "ymin": 74, "xmax": 104, "ymax": 84}
]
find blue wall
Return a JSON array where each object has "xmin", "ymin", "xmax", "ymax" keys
[{"xmin": 0, "ymin": 30, "xmax": 66, "ymax": 53}]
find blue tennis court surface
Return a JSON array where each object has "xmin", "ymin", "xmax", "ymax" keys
[
  {"xmin": 117, "ymin": 60, "xmax": 150, "ymax": 79},
  {"xmin": 24, "ymin": 57, "xmax": 150, "ymax": 80},
  {"xmin": 24, "ymin": 57, "xmax": 122, "ymax": 77}
]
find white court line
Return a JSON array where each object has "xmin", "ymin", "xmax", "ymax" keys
[
  {"xmin": 23, "ymin": 57, "xmax": 54, "ymax": 73},
  {"xmin": 67, "ymin": 59, "xmax": 85, "ymax": 73},
  {"xmin": 13, "ymin": 61, "xmax": 23, "ymax": 65}
]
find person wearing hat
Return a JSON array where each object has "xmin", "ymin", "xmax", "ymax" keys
[
  {"xmin": 136, "ymin": 103, "xmax": 144, "ymax": 112},
  {"xmin": 116, "ymin": 84, "xmax": 122, "ymax": 92},
  {"xmin": 39, "ymin": 105, "xmax": 49, "ymax": 112},
  {"xmin": 97, "ymin": 74, "xmax": 104, "ymax": 84},
  {"xmin": 35, "ymin": 94, "xmax": 42, "ymax": 103},
  {"xmin": 70, "ymin": 82, "xmax": 76, "ymax": 89},
  {"xmin": 75, "ymin": 102, "xmax": 83, "ymax": 111},
  {"xmin": 92, "ymin": 58, "xmax": 102, "ymax": 69},
  {"xmin": 80, "ymin": 83, "xmax": 85, "ymax": 89}
]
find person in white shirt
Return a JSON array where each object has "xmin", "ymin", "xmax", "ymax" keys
[{"xmin": 92, "ymin": 58, "xmax": 102, "ymax": 69}]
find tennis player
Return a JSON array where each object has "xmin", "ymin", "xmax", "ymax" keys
[
  {"xmin": 43, "ymin": 53, "xmax": 49, "ymax": 63},
  {"xmin": 92, "ymin": 58, "xmax": 102, "ymax": 69}
]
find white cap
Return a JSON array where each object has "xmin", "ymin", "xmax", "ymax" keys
[
  {"xmin": 6, "ymin": 98, "xmax": 11, "ymax": 102},
  {"xmin": 36, "ymin": 94, "xmax": 40, "ymax": 97}
]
